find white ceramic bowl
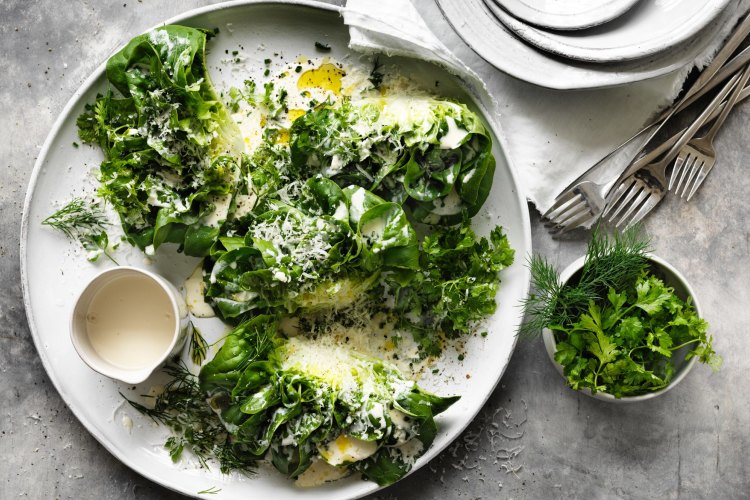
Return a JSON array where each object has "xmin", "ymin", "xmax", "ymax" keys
[
  {"xmin": 542, "ymin": 254, "xmax": 700, "ymax": 403},
  {"xmin": 70, "ymin": 266, "xmax": 190, "ymax": 384}
]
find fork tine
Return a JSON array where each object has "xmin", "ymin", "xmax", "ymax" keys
[
  {"xmin": 602, "ymin": 177, "xmax": 639, "ymax": 221},
  {"xmin": 679, "ymin": 160, "xmax": 703, "ymax": 198},
  {"xmin": 544, "ymin": 202, "xmax": 589, "ymax": 229},
  {"xmin": 544, "ymin": 193, "xmax": 590, "ymax": 226},
  {"xmin": 601, "ymin": 180, "xmax": 630, "ymax": 219},
  {"xmin": 542, "ymin": 190, "xmax": 579, "ymax": 220},
  {"xmin": 544, "ymin": 197, "xmax": 584, "ymax": 225},
  {"xmin": 621, "ymin": 194, "xmax": 663, "ymax": 229},
  {"xmin": 672, "ymin": 154, "xmax": 696, "ymax": 194},
  {"xmin": 550, "ymin": 211, "xmax": 597, "ymax": 237},
  {"xmin": 612, "ymin": 188, "xmax": 651, "ymax": 228},
  {"xmin": 669, "ymin": 154, "xmax": 687, "ymax": 191},
  {"xmin": 686, "ymin": 164, "xmax": 709, "ymax": 201}
]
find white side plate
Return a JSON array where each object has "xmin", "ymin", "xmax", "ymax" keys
[
  {"xmin": 20, "ymin": 1, "xmax": 531, "ymax": 499},
  {"xmin": 487, "ymin": 0, "xmax": 730, "ymax": 63},
  {"xmin": 437, "ymin": 0, "xmax": 739, "ymax": 90},
  {"xmin": 492, "ymin": 0, "xmax": 640, "ymax": 31}
]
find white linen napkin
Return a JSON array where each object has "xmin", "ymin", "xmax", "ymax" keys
[{"xmin": 343, "ymin": 0, "xmax": 749, "ymax": 215}]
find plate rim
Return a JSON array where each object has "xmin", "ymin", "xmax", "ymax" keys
[
  {"xmin": 487, "ymin": 0, "xmax": 729, "ymax": 63},
  {"xmin": 492, "ymin": 0, "xmax": 641, "ymax": 31},
  {"xmin": 435, "ymin": 0, "xmax": 739, "ymax": 90},
  {"xmin": 19, "ymin": 1, "xmax": 531, "ymax": 498}
]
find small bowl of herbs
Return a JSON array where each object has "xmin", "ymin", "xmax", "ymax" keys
[{"xmin": 524, "ymin": 229, "xmax": 721, "ymax": 402}]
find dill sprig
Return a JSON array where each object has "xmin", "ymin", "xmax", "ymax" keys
[
  {"xmin": 42, "ymin": 198, "xmax": 108, "ymax": 238},
  {"xmin": 42, "ymin": 198, "xmax": 118, "ymax": 264},
  {"xmin": 189, "ymin": 323, "xmax": 209, "ymax": 366},
  {"xmin": 520, "ymin": 226, "xmax": 650, "ymax": 337},
  {"xmin": 122, "ymin": 363, "xmax": 257, "ymax": 475}
]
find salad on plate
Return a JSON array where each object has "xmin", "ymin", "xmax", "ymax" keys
[{"xmin": 45, "ymin": 25, "xmax": 516, "ymax": 487}]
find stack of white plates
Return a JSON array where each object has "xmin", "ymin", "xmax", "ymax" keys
[{"xmin": 436, "ymin": 0, "xmax": 736, "ymax": 89}]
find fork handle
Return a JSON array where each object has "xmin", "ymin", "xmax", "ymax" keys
[
  {"xmin": 616, "ymin": 72, "xmax": 742, "ymax": 181},
  {"xmin": 702, "ymin": 64, "xmax": 750, "ymax": 143},
  {"xmin": 624, "ymin": 79, "xmax": 750, "ymax": 168},
  {"xmin": 681, "ymin": 11, "xmax": 750, "ymax": 102}
]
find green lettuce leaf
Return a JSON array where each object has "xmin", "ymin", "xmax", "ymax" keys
[{"xmin": 77, "ymin": 25, "xmax": 243, "ymax": 256}]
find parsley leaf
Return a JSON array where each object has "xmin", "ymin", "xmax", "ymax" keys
[{"xmin": 552, "ymin": 272, "xmax": 721, "ymax": 398}]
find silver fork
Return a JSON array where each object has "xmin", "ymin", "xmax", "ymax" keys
[
  {"xmin": 541, "ymin": 14, "xmax": 750, "ymax": 235},
  {"xmin": 602, "ymin": 73, "xmax": 741, "ymax": 229},
  {"xmin": 542, "ymin": 139, "xmax": 645, "ymax": 235},
  {"xmin": 671, "ymin": 64, "xmax": 750, "ymax": 200}
]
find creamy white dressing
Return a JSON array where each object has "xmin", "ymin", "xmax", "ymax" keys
[
  {"xmin": 439, "ymin": 115, "xmax": 469, "ymax": 150},
  {"xmin": 319, "ymin": 434, "xmax": 378, "ymax": 466},
  {"xmin": 184, "ymin": 264, "xmax": 215, "ymax": 318},
  {"xmin": 121, "ymin": 415, "xmax": 133, "ymax": 434},
  {"xmin": 348, "ymin": 187, "xmax": 367, "ymax": 222},
  {"xmin": 361, "ymin": 216, "xmax": 386, "ymax": 241},
  {"xmin": 85, "ymin": 275, "xmax": 175, "ymax": 370},
  {"xmin": 395, "ymin": 438, "xmax": 424, "ymax": 466},
  {"xmin": 332, "ymin": 201, "xmax": 348, "ymax": 221},
  {"xmin": 430, "ymin": 188, "xmax": 464, "ymax": 215},
  {"xmin": 201, "ymin": 193, "xmax": 232, "ymax": 228}
]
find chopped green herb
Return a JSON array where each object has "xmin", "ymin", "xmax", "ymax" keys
[
  {"xmin": 42, "ymin": 198, "xmax": 117, "ymax": 264},
  {"xmin": 551, "ymin": 273, "xmax": 720, "ymax": 397},
  {"xmin": 123, "ymin": 364, "xmax": 257, "ymax": 475},
  {"xmin": 314, "ymin": 41, "xmax": 331, "ymax": 51}
]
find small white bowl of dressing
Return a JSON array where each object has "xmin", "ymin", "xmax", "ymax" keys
[{"xmin": 70, "ymin": 266, "xmax": 190, "ymax": 384}]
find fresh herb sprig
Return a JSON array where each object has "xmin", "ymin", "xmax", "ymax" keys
[
  {"xmin": 122, "ymin": 363, "xmax": 257, "ymax": 475},
  {"xmin": 42, "ymin": 198, "xmax": 118, "ymax": 264},
  {"xmin": 520, "ymin": 226, "xmax": 649, "ymax": 337},
  {"xmin": 522, "ymin": 226, "xmax": 720, "ymax": 398},
  {"xmin": 552, "ymin": 273, "xmax": 720, "ymax": 397},
  {"xmin": 189, "ymin": 323, "xmax": 209, "ymax": 366}
]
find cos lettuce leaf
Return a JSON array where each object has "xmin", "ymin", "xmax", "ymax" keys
[
  {"xmin": 289, "ymin": 96, "xmax": 495, "ymax": 225},
  {"xmin": 77, "ymin": 25, "xmax": 244, "ymax": 256},
  {"xmin": 198, "ymin": 316, "xmax": 458, "ymax": 485},
  {"xmin": 205, "ymin": 177, "xmax": 419, "ymax": 320}
]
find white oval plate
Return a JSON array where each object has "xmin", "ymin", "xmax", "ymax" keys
[
  {"xmin": 492, "ymin": 0, "xmax": 640, "ymax": 31},
  {"xmin": 436, "ymin": 0, "xmax": 740, "ymax": 90},
  {"xmin": 20, "ymin": 1, "xmax": 531, "ymax": 499},
  {"xmin": 487, "ymin": 0, "xmax": 730, "ymax": 63}
]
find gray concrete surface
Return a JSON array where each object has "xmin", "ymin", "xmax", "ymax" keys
[{"xmin": 2, "ymin": 1, "xmax": 749, "ymax": 498}]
